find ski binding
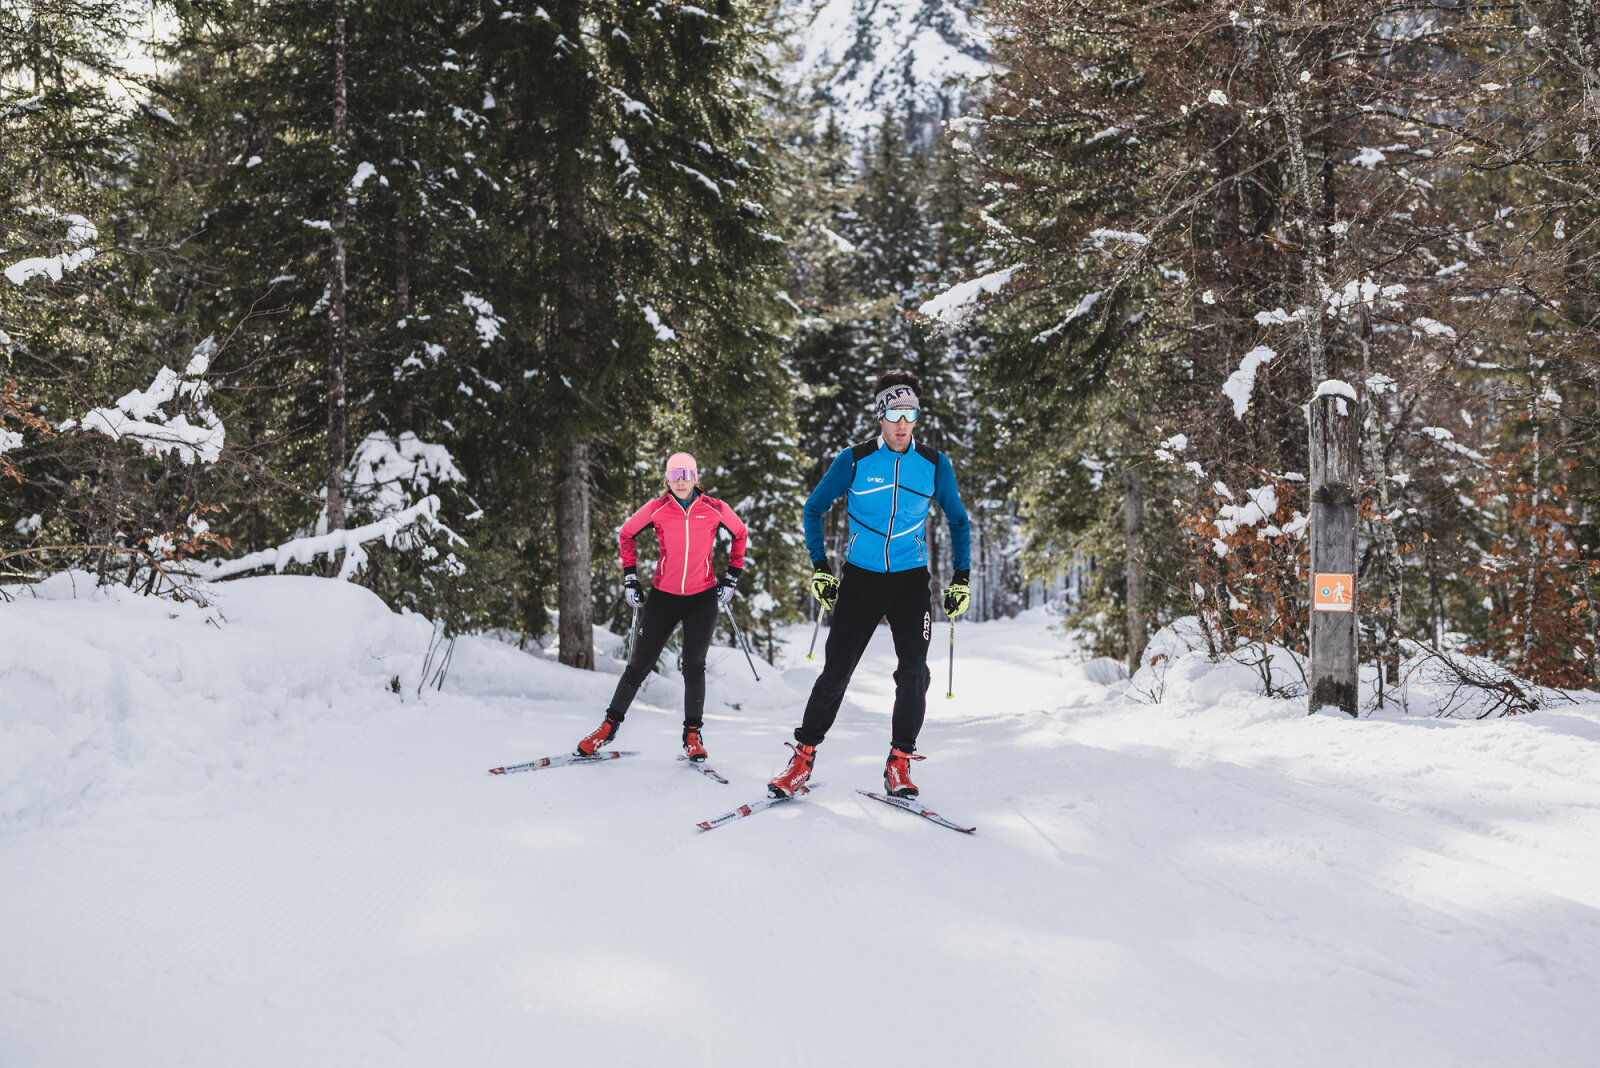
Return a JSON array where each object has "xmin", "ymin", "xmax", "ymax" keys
[{"xmin": 697, "ymin": 782, "xmax": 823, "ymax": 831}]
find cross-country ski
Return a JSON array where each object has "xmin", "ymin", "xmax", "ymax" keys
[
  {"xmin": 856, "ymin": 789, "xmax": 976, "ymax": 834},
  {"xmin": 678, "ymin": 754, "xmax": 729, "ymax": 784},
  {"xmin": 696, "ymin": 782, "xmax": 823, "ymax": 830},
  {"xmin": 487, "ymin": 750, "xmax": 639, "ymax": 775}
]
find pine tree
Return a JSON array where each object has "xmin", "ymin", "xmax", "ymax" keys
[{"xmin": 476, "ymin": 0, "xmax": 787, "ymax": 667}]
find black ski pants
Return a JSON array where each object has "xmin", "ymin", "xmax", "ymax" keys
[
  {"xmin": 796, "ymin": 563, "xmax": 932, "ymax": 752},
  {"xmin": 606, "ymin": 586, "xmax": 719, "ymax": 729}
]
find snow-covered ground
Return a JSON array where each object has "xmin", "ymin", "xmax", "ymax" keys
[{"xmin": 4, "ymin": 575, "xmax": 1600, "ymax": 1066}]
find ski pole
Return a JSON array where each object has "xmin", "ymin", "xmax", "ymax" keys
[
  {"xmin": 724, "ymin": 604, "xmax": 761, "ymax": 681},
  {"xmin": 626, "ymin": 603, "xmax": 640, "ymax": 661},
  {"xmin": 946, "ymin": 618, "xmax": 955, "ymax": 699},
  {"xmin": 806, "ymin": 612, "xmax": 821, "ymax": 660}
]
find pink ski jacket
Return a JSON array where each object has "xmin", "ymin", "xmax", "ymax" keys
[{"xmin": 619, "ymin": 492, "xmax": 748, "ymax": 596}]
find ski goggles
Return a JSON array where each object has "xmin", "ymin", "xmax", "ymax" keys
[
  {"xmin": 666, "ymin": 467, "xmax": 698, "ymax": 482},
  {"xmin": 880, "ymin": 407, "xmax": 919, "ymax": 423}
]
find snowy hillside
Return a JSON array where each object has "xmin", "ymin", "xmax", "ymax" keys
[
  {"xmin": 4, "ymin": 576, "xmax": 1600, "ymax": 1066},
  {"xmin": 782, "ymin": 0, "xmax": 993, "ymax": 146}
]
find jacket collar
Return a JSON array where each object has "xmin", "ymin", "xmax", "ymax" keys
[{"xmin": 876, "ymin": 434, "xmax": 915, "ymax": 454}]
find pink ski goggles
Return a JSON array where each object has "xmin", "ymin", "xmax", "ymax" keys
[{"xmin": 666, "ymin": 467, "xmax": 698, "ymax": 482}]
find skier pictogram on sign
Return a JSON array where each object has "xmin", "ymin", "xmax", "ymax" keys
[{"xmin": 1312, "ymin": 573, "xmax": 1354, "ymax": 612}]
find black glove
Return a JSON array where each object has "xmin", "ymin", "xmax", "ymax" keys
[
  {"xmin": 623, "ymin": 572, "xmax": 644, "ymax": 609},
  {"xmin": 717, "ymin": 568, "xmax": 739, "ymax": 606}
]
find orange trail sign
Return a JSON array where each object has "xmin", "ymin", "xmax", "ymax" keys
[{"xmin": 1312, "ymin": 573, "xmax": 1354, "ymax": 613}]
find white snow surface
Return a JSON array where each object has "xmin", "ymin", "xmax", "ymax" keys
[{"xmin": 4, "ymin": 579, "xmax": 1600, "ymax": 1066}]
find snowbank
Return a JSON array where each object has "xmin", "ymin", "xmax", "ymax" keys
[{"xmin": 4, "ymin": 589, "xmax": 1600, "ymax": 1067}]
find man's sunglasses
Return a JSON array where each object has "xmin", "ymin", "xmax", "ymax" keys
[
  {"xmin": 881, "ymin": 408, "xmax": 919, "ymax": 423},
  {"xmin": 666, "ymin": 468, "xmax": 697, "ymax": 482}
]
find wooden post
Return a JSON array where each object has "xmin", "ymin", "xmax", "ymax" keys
[{"xmin": 1309, "ymin": 386, "xmax": 1359, "ymax": 716}]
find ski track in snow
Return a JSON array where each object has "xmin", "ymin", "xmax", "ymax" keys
[{"xmin": 3, "ymin": 578, "xmax": 1600, "ymax": 1066}]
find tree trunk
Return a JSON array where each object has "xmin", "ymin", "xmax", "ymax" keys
[
  {"xmin": 552, "ymin": 132, "xmax": 595, "ymax": 668},
  {"xmin": 1570, "ymin": 0, "xmax": 1600, "ymax": 159},
  {"xmin": 1261, "ymin": 15, "xmax": 1358, "ymax": 714},
  {"xmin": 1359, "ymin": 324, "xmax": 1400, "ymax": 700},
  {"xmin": 556, "ymin": 439, "xmax": 595, "ymax": 670},
  {"xmin": 1310, "ymin": 392, "xmax": 1360, "ymax": 716},
  {"xmin": 1520, "ymin": 376, "xmax": 1543, "ymax": 669},
  {"xmin": 394, "ymin": 198, "xmax": 410, "ymax": 318},
  {"xmin": 326, "ymin": 0, "xmax": 350, "ymax": 566},
  {"xmin": 1259, "ymin": 15, "xmax": 1330, "ymax": 385},
  {"xmin": 1584, "ymin": 564, "xmax": 1600, "ymax": 688},
  {"xmin": 1123, "ymin": 428, "xmax": 1148, "ymax": 676}
]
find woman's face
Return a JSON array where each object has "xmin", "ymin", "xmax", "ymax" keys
[{"xmin": 665, "ymin": 455, "xmax": 698, "ymax": 500}]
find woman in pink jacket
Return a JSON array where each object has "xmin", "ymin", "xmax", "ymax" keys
[{"xmin": 575, "ymin": 451, "xmax": 749, "ymax": 763}]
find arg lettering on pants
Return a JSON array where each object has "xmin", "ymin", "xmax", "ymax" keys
[{"xmin": 1312, "ymin": 573, "xmax": 1354, "ymax": 613}]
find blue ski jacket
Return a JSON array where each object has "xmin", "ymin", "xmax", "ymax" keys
[{"xmin": 804, "ymin": 437, "xmax": 971, "ymax": 574}]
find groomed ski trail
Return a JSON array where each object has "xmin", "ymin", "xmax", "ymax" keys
[{"xmin": 4, "ymin": 582, "xmax": 1600, "ymax": 1067}]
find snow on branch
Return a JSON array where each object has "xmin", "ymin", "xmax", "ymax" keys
[
  {"xmin": 4, "ymin": 208, "xmax": 99, "ymax": 286},
  {"xmin": 1324, "ymin": 277, "xmax": 1407, "ymax": 320},
  {"xmin": 1222, "ymin": 346, "xmax": 1276, "ymax": 419},
  {"xmin": 348, "ymin": 432, "xmax": 465, "ymax": 517},
  {"xmin": 67, "ymin": 336, "xmax": 225, "ymax": 464},
  {"xmin": 1089, "ymin": 229, "xmax": 1150, "ymax": 249},
  {"xmin": 1034, "ymin": 290, "xmax": 1103, "ymax": 343},
  {"xmin": 5, "ymin": 246, "xmax": 96, "ymax": 286},
  {"xmin": 196, "ymin": 495, "xmax": 456, "ymax": 582},
  {"xmin": 918, "ymin": 265, "xmax": 1024, "ymax": 326}
]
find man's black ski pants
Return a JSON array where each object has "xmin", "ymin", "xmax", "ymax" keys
[{"xmin": 796, "ymin": 562, "xmax": 932, "ymax": 752}]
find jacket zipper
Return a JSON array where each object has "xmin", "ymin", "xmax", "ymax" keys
[
  {"xmin": 885, "ymin": 453, "xmax": 902, "ymax": 571},
  {"xmin": 681, "ymin": 506, "xmax": 692, "ymax": 593}
]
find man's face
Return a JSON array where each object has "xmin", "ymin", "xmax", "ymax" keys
[{"xmin": 879, "ymin": 403, "xmax": 918, "ymax": 451}]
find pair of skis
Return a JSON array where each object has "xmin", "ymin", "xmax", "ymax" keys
[
  {"xmin": 486, "ymin": 748, "xmax": 975, "ymax": 834},
  {"xmin": 696, "ymin": 784, "xmax": 974, "ymax": 834},
  {"xmin": 487, "ymin": 749, "xmax": 729, "ymax": 785}
]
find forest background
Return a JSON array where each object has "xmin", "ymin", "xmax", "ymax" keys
[{"xmin": 2, "ymin": 0, "xmax": 1597, "ymax": 706}]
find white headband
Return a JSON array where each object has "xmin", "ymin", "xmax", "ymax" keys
[{"xmin": 874, "ymin": 384, "xmax": 918, "ymax": 418}]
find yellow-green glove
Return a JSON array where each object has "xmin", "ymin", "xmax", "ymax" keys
[
  {"xmin": 811, "ymin": 564, "xmax": 840, "ymax": 610},
  {"xmin": 942, "ymin": 582, "xmax": 971, "ymax": 618}
]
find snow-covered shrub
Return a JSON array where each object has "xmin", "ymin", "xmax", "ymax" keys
[
  {"xmin": 1131, "ymin": 615, "xmax": 1307, "ymax": 704},
  {"xmin": 1390, "ymin": 640, "xmax": 1575, "ymax": 718},
  {"xmin": 1178, "ymin": 473, "xmax": 1310, "ymax": 661}
]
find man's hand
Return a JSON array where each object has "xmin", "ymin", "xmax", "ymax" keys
[
  {"xmin": 942, "ymin": 570, "xmax": 970, "ymax": 618},
  {"xmin": 624, "ymin": 574, "xmax": 644, "ymax": 609},
  {"xmin": 810, "ymin": 561, "xmax": 839, "ymax": 611}
]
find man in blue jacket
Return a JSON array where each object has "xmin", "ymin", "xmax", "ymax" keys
[{"xmin": 768, "ymin": 369, "xmax": 972, "ymax": 800}]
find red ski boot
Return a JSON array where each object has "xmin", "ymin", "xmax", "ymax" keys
[
  {"xmin": 575, "ymin": 717, "xmax": 621, "ymax": 756},
  {"xmin": 884, "ymin": 748, "xmax": 926, "ymax": 798},
  {"xmin": 767, "ymin": 742, "xmax": 817, "ymax": 798},
  {"xmin": 682, "ymin": 726, "xmax": 708, "ymax": 763}
]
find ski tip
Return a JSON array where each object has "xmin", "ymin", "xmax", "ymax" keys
[{"xmin": 488, "ymin": 767, "xmax": 505, "ymax": 775}]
